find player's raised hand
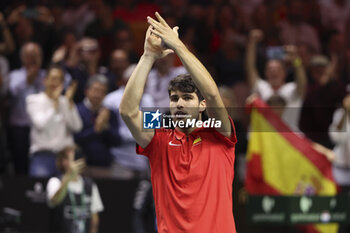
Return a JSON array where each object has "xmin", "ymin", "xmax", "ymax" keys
[
  {"xmin": 143, "ymin": 24, "xmax": 175, "ymax": 59},
  {"xmin": 147, "ymin": 12, "xmax": 180, "ymax": 51}
]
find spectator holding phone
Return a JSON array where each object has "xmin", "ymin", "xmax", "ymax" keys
[
  {"xmin": 46, "ymin": 146, "xmax": 103, "ymax": 233},
  {"xmin": 26, "ymin": 64, "xmax": 82, "ymax": 177},
  {"xmin": 245, "ymin": 29, "xmax": 308, "ymax": 130}
]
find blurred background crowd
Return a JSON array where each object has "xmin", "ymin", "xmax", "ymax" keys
[{"xmin": 0, "ymin": 0, "xmax": 350, "ymax": 231}]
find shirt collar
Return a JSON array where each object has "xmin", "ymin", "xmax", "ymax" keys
[
  {"xmin": 174, "ymin": 126, "xmax": 204, "ymax": 140},
  {"xmin": 83, "ymin": 98, "xmax": 100, "ymax": 112}
]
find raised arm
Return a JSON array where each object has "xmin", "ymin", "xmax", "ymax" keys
[
  {"xmin": 285, "ymin": 45, "xmax": 307, "ymax": 97},
  {"xmin": 148, "ymin": 12, "xmax": 231, "ymax": 138},
  {"xmin": 48, "ymin": 158, "xmax": 85, "ymax": 207},
  {"xmin": 323, "ymin": 54, "xmax": 338, "ymax": 84},
  {"xmin": 0, "ymin": 13, "xmax": 15, "ymax": 55},
  {"xmin": 119, "ymin": 26, "xmax": 174, "ymax": 148},
  {"xmin": 245, "ymin": 29, "xmax": 263, "ymax": 88}
]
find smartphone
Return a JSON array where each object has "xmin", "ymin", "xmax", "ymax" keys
[{"xmin": 266, "ymin": 46, "xmax": 285, "ymax": 60}]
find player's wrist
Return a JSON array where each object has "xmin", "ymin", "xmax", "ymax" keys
[
  {"xmin": 142, "ymin": 53, "xmax": 157, "ymax": 62},
  {"xmin": 173, "ymin": 41, "xmax": 187, "ymax": 55}
]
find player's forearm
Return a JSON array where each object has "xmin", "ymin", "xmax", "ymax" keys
[
  {"xmin": 120, "ymin": 55, "xmax": 155, "ymax": 117},
  {"xmin": 175, "ymin": 43, "xmax": 219, "ymax": 101}
]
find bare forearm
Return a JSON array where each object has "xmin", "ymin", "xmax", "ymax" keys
[
  {"xmin": 120, "ymin": 55, "xmax": 155, "ymax": 116},
  {"xmin": 245, "ymin": 41, "xmax": 259, "ymax": 87},
  {"xmin": 50, "ymin": 174, "xmax": 71, "ymax": 206},
  {"xmin": 1, "ymin": 26, "xmax": 15, "ymax": 54},
  {"xmin": 175, "ymin": 43, "xmax": 218, "ymax": 100},
  {"xmin": 90, "ymin": 213, "xmax": 99, "ymax": 233},
  {"xmin": 66, "ymin": 47, "xmax": 80, "ymax": 68},
  {"xmin": 293, "ymin": 60, "xmax": 307, "ymax": 97},
  {"xmin": 174, "ymin": 42, "xmax": 232, "ymax": 136}
]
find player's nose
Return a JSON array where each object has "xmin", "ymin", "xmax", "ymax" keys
[{"xmin": 176, "ymin": 98, "xmax": 185, "ymax": 109}]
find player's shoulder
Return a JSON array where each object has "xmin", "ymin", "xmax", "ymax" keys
[{"xmin": 151, "ymin": 127, "xmax": 174, "ymax": 142}]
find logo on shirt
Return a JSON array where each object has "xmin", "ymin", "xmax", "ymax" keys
[
  {"xmin": 169, "ymin": 141, "xmax": 181, "ymax": 146},
  {"xmin": 193, "ymin": 137, "xmax": 202, "ymax": 146},
  {"xmin": 143, "ymin": 109, "xmax": 162, "ymax": 129}
]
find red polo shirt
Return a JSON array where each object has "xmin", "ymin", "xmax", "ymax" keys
[{"xmin": 137, "ymin": 117, "xmax": 237, "ymax": 233}]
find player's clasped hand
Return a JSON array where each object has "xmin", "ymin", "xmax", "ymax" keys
[
  {"xmin": 147, "ymin": 12, "xmax": 180, "ymax": 52},
  {"xmin": 143, "ymin": 25, "xmax": 172, "ymax": 59}
]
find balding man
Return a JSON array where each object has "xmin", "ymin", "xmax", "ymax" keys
[
  {"xmin": 8, "ymin": 42, "xmax": 46, "ymax": 174},
  {"xmin": 104, "ymin": 49, "xmax": 130, "ymax": 92}
]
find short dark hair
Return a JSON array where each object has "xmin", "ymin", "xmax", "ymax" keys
[
  {"xmin": 47, "ymin": 63, "xmax": 64, "ymax": 73},
  {"xmin": 46, "ymin": 63, "xmax": 65, "ymax": 81},
  {"xmin": 168, "ymin": 74, "xmax": 204, "ymax": 101}
]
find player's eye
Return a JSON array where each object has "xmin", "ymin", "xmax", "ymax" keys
[
  {"xmin": 170, "ymin": 96, "xmax": 178, "ymax": 102},
  {"xmin": 183, "ymin": 95, "xmax": 193, "ymax": 101}
]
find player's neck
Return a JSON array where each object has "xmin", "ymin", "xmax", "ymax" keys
[
  {"xmin": 175, "ymin": 114, "xmax": 202, "ymax": 135},
  {"xmin": 176, "ymin": 126, "xmax": 197, "ymax": 135}
]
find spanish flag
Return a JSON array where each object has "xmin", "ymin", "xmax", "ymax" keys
[{"xmin": 245, "ymin": 98, "xmax": 338, "ymax": 233}]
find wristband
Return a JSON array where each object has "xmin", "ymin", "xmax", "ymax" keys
[{"xmin": 293, "ymin": 57, "xmax": 302, "ymax": 68}]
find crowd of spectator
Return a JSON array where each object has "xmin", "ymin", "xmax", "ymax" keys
[{"xmin": 0, "ymin": 0, "xmax": 349, "ymax": 187}]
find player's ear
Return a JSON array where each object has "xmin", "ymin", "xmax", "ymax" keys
[{"xmin": 199, "ymin": 99, "xmax": 206, "ymax": 113}]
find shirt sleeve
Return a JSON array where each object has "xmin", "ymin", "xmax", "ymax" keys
[
  {"xmin": 26, "ymin": 94, "xmax": 57, "ymax": 130},
  {"xmin": 136, "ymin": 129, "xmax": 161, "ymax": 158},
  {"xmin": 61, "ymin": 97, "xmax": 83, "ymax": 132},
  {"xmin": 46, "ymin": 177, "xmax": 61, "ymax": 207},
  {"xmin": 91, "ymin": 183, "xmax": 104, "ymax": 214},
  {"xmin": 212, "ymin": 116, "xmax": 237, "ymax": 147},
  {"xmin": 279, "ymin": 82, "xmax": 299, "ymax": 102},
  {"xmin": 102, "ymin": 94, "xmax": 114, "ymax": 110},
  {"xmin": 9, "ymin": 71, "xmax": 27, "ymax": 95},
  {"xmin": 253, "ymin": 78, "xmax": 273, "ymax": 101}
]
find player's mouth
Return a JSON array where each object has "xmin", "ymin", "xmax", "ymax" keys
[{"xmin": 174, "ymin": 111, "xmax": 188, "ymax": 118}]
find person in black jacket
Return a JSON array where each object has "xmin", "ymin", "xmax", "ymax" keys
[{"xmin": 74, "ymin": 74, "xmax": 120, "ymax": 168}]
